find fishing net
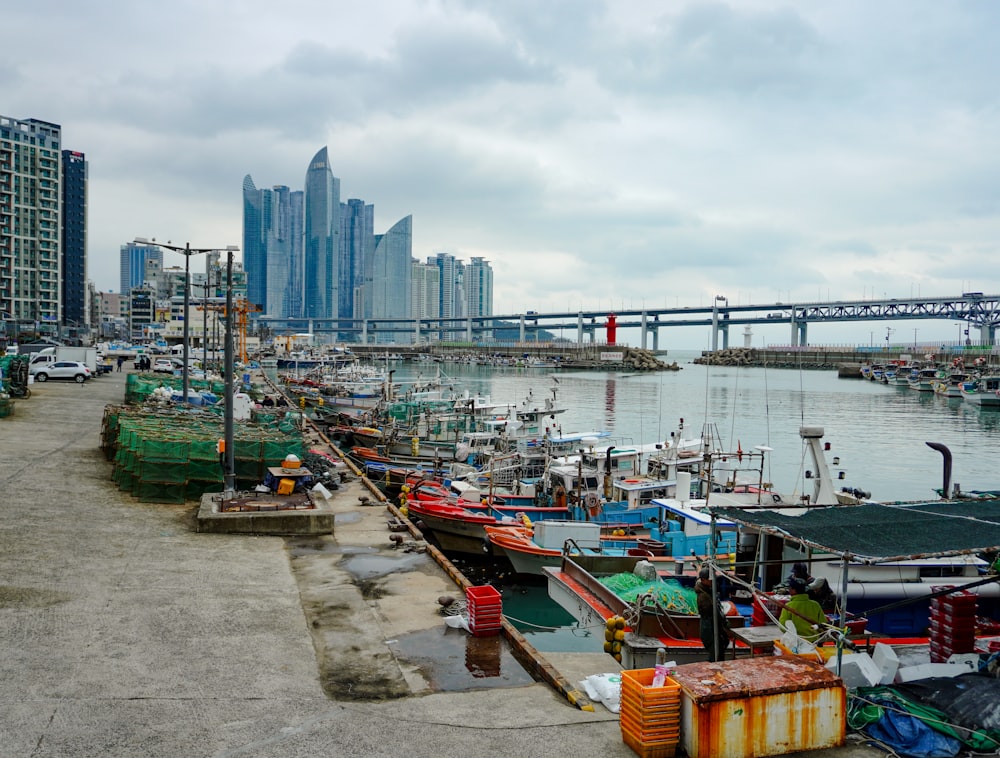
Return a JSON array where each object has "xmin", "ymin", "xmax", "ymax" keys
[{"xmin": 599, "ymin": 573, "xmax": 698, "ymax": 615}]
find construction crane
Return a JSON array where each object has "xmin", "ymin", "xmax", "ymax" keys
[
  {"xmin": 232, "ymin": 298, "xmax": 261, "ymax": 363},
  {"xmin": 196, "ymin": 297, "xmax": 260, "ymax": 363}
]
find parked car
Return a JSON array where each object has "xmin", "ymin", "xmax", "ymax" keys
[
  {"xmin": 152, "ymin": 359, "xmax": 176, "ymax": 374},
  {"xmin": 30, "ymin": 361, "xmax": 92, "ymax": 383}
]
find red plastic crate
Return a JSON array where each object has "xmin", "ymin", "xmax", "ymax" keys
[
  {"xmin": 471, "ymin": 625, "xmax": 501, "ymax": 637},
  {"xmin": 467, "ymin": 585, "xmax": 502, "ymax": 604}
]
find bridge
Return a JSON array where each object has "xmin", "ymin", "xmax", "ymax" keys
[{"xmin": 258, "ymin": 293, "xmax": 1000, "ymax": 348}]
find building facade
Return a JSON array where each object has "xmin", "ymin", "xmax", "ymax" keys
[
  {"xmin": 242, "ymin": 177, "xmax": 304, "ymax": 319},
  {"xmin": 303, "ymin": 147, "xmax": 340, "ymax": 320},
  {"xmin": 340, "ymin": 198, "xmax": 373, "ymax": 322},
  {"xmin": 61, "ymin": 149, "xmax": 87, "ymax": 329},
  {"xmin": 0, "ymin": 116, "xmax": 63, "ymax": 338},
  {"xmin": 119, "ymin": 241, "xmax": 163, "ymax": 296}
]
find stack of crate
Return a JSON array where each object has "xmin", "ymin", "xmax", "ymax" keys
[
  {"xmin": 466, "ymin": 585, "xmax": 502, "ymax": 637},
  {"xmin": 929, "ymin": 588, "xmax": 977, "ymax": 663},
  {"xmin": 620, "ymin": 669, "xmax": 681, "ymax": 758}
]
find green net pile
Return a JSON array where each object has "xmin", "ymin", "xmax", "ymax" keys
[
  {"xmin": 101, "ymin": 405, "xmax": 306, "ymax": 503},
  {"xmin": 599, "ymin": 572, "xmax": 698, "ymax": 614}
]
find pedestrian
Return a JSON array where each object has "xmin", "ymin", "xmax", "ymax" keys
[
  {"xmin": 778, "ymin": 578, "xmax": 828, "ymax": 642},
  {"xmin": 116, "ymin": 355, "xmax": 124, "ymax": 372},
  {"xmin": 695, "ymin": 567, "xmax": 731, "ymax": 662}
]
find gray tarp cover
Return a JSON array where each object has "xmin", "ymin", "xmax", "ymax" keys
[{"xmin": 707, "ymin": 501, "xmax": 1000, "ymax": 563}]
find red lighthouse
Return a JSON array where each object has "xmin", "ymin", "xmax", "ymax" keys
[{"xmin": 606, "ymin": 313, "xmax": 617, "ymax": 346}]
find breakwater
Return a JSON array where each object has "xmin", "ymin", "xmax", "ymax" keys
[{"xmin": 694, "ymin": 345, "xmax": 998, "ymax": 376}]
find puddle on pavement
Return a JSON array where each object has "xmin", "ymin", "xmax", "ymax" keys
[
  {"xmin": 334, "ymin": 512, "xmax": 362, "ymax": 524},
  {"xmin": 340, "ymin": 552, "xmax": 426, "ymax": 580},
  {"xmin": 285, "ymin": 537, "xmax": 375, "ymax": 559},
  {"xmin": 390, "ymin": 626, "xmax": 534, "ymax": 692}
]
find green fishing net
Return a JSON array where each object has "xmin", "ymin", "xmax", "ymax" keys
[{"xmin": 599, "ymin": 573, "xmax": 698, "ymax": 614}]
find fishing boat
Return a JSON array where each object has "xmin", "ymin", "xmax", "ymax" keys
[
  {"xmin": 543, "ymin": 554, "xmax": 748, "ymax": 665},
  {"xmin": 961, "ymin": 374, "xmax": 1000, "ymax": 408},
  {"xmin": 908, "ymin": 365, "xmax": 940, "ymax": 392},
  {"xmin": 487, "ymin": 485, "xmax": 740, "ymax": 576}
]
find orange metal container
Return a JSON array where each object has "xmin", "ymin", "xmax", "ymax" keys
[{"xmin": 670, "ymin": 656, "xmax": 845, "ymax": 758}]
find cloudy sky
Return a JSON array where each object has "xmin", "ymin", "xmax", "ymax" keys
[{"xmin": 3, "ymin": 0, "xmax": 999, "ymax": 348}]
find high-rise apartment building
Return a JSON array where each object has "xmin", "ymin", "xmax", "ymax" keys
[
  {"xmin": 119, "ymin": 241, "xmax": 163, "ymax": 295},
  {"xmin": 61, "ymin": 150, "xmax": 88, "ymax": 328},
  {"xmin": 303, "ymin": 147, "xmax": 340, "ymax": 320},
  {"xmin": 411, "ymin": 260, "xmax": 440, "ymax": 320},
  {"xmin": 465, "ymin": 257, "xmax": 493, "ymax": 319},
  {"xmin": 0, "ymin": 116, "xmax": 63, "ymax": 335}
]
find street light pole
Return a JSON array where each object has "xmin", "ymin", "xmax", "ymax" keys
[
  {"xmin": 182, "ymin": 243, "xmax": 191, "ymax": 403},
  {"xmin": 135, "ymin": 238, "xmax": 234, "ymax": 404},
  {"xmin": 223, "ymin": 247, "xmax": 236, "ymax": 494}
]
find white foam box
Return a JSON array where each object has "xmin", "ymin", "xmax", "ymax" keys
[
  {"xmin": 872, "ymin": 643, "xmax": 899, "ymax": 685},
  {"xmin": 825, "ymin": 652, "xmax": 881, "ymax": 689},
  {"xmin": 895, "ymin": 663, "xmax": 970, "ymax": 683},
  {"xmin": 532, "ymin": 520, "xmax": 601, "ymax": 549}
]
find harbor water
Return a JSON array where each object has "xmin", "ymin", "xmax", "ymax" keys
[
  {"xmin": 366, "ymin": 351, "xmax": 1000, "ymax": 652},
  {"xmin": 388, "ymin": 350, "xmax": 1000, "ymax": 503}
]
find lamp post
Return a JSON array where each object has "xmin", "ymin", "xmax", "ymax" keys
[
  {"xmin": 134, "ymin": 239, "xmax": 235, "ymax": 404},
  {"xmin": 223, "ymin": 247, "xmax": 236, "ymax": 494}
]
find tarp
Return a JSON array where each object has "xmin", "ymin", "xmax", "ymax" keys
[
  {"xmin": 894, "ymin": 674, "xmax": 1000, "ymax": 751},
  {"xmin": 707, "ymin": 501, "xmax": 1000, "ymax": 563}
]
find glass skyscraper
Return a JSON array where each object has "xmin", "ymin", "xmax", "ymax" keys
[
  {"xmin": 243, "ymin": 177, "xmax": 303, "ymax": 318},
  {"xmin": 303, "ymin": 147, "xmax": 340, "ymax": 320},
  {"xmin": 340, "ymin": 198, "xmax": 373, "ymax": 321},
  {"xmin": 364, "ymin": 216, "xmax": 412, "ymax": 343},
  {"xmin": 119, "ymin": 242, "xmax": 162, "ymax": 296}
]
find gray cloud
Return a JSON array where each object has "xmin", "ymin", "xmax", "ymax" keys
[{"xmin": 2, "ymin": 0, "xmax": 1000, "ymax": 347}]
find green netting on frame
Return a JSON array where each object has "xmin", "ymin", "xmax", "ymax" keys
[
  {"xmin": 104, "ymin": 403, "xmax": 306, "ymax": 503},
  {"xmin": 598, "ymin": 573, "xmax": 698, "ymax": 615}
]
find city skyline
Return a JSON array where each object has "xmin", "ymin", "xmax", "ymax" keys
[{"xmin": 3, "ymin": 2, "xmax": 1000, "ymax": 348}]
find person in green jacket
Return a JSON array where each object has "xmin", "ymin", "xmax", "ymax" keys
[{"xmin": 779, "ymin": 578, "xmax": 828, "ymax": 642}]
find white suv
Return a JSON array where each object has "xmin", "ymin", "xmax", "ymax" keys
[{"xmin": 30, "ymin": 361, "xmax": 92, "ymax": 383}]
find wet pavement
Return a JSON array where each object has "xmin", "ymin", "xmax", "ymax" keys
[{"xmin": 0, "ymin": 370, "xmax": 887, "ymax": 757}]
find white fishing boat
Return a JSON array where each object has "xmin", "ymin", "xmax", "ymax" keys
[{"xmin": 961, "ymin": 374, "xmax": 1000, "ymax": 407}]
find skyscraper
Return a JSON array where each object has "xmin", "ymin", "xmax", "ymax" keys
[
  {"xmin": 430, "ymin": 252, "xmax": 465, "ymax": 339},
  {"xmin": 61, "ymin": 150, "xmax": 88, "ymax": 328},
  {"xmin": 119, "ymin": 242, "xmax": 162, "ymax": 296},
  {"xmin": 340, "ymin": 198, "xmax": 373, "ymax": 321},
  {"xmin": 363, "ymin": 216, "xmax": 412, "ymax": 341},
  {"xmin": 411, "ymin": 261, "xmax": 440, "ymax": 321},
  {"xmin": 243, "ymin": 177, "xmax": 303, "ymax": 318},
  {"xmin": 465, "ymin": 257, "xmax": 493, "ymax": 319},
  {"xmin": 0, "ymin": 116, "xmax": 63, "ymax": 334},
  {"xmin": 303, "ymin": 147, "xmax": 340, "ymax": 320}
]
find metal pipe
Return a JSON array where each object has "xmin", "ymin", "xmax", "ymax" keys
[
  {"xmin": 835, "ymin": 558, "xmax": 849, "ymax": 676},
  {"xmin": 925, "ymin": 441, "xmax": 952, "ymax": 498},
  {"xmin": 224, "ymin": 248, "xmax": 235, "ymax": 495},
  {"xmin": 182, "ymin": 244, "xmax": 190, "ymax": 403}
]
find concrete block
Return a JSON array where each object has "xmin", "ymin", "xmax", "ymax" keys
[
  {"xmin": 895, "ymin": 662, "xmax": 970, "ymax": 683},
  {"xmin": 872, "ymin": 643, "xmax": 899, "ymax": 685},
  {"xmin": 825, "ymin": 652, "xmax": 881, "ymax": 689}
]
